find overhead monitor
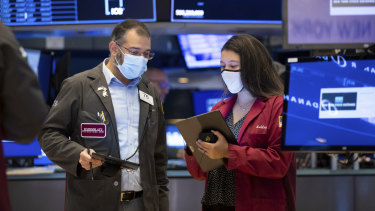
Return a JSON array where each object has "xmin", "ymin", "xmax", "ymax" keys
[
  {"xmin": 177, "ymin": 34, "xmax": 233, "ymax": 70},
  {"xmin": 283, "ymin": 0, "xmax": 375, "ymax": 49},
  {"xmin": 0, "ymin": 0, "xmax": 156, "ymax": 26},
  {"xmin": 171, "ymin": 0, "xmax": 281, "ymax": 24},
  {"xmin": 192, "ymin": 90, "xmax": 224, "ymax": 115},
  {"xmin": 281, "ymin": 55, "xmax": 375, "ymax": 152}
]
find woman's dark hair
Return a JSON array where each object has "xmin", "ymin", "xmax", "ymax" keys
[
  {"xmin": 222, "ymin": 34, "xmax": 283, "ymax": 98},
  {"xmin": 111, "ymin": 19, "xmax": 150, "ymax": 45}
]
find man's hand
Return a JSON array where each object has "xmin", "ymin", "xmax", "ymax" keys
[{"xmin": 79, "ymin": 149, "xmax": 104, "ymax": 170}]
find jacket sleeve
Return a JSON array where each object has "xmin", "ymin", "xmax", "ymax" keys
[
  {"xmin": 38, "ymin": 78, "xmax": 86, "ymax": 176},
  {"xmin": 185, "ymin": 153, "xmax": 207, "ymax": 181},
  {"xmin": 225, "ymin": 96, "xmax": 294, "ymax": 179},
  {"xmin": 153, "ymin": 91, "xmax": 169, "ymax": 211},
  {"xmin": 0, "ymin": 24, "xmax": 48, "ymax": 143}
]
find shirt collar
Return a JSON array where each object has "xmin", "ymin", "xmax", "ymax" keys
[{"xmin": 102, "ymin": 58, "xmax": 142, "ymax": 87}]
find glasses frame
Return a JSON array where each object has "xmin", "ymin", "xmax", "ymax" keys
[{"xmin": 115, "ymin": 41, "xmax": 155, "ymax": 60}]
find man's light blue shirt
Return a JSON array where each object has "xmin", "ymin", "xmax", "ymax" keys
[{"xmin": 102, "ymin": 59, "xmax": 142, "ymax": 191}]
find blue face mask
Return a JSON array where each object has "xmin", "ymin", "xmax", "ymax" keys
[{"xmin": 115, "ymin": 50, "xmax": 148, "ymax": 79}]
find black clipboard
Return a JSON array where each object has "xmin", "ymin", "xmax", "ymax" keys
[{"xmin": 176, "ymin": 110, "xmax": 237, "ymax": 172}]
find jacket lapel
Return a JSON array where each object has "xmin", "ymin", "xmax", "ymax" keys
[
  {"xmin": 237, "ymin": 99, "xmax": 265, "ymax": 145},
  {"xmin": 88, "ymin": 64, "xmax": 118, "ymax": 139},
  {"xmin": 137, "ymin": 80, "xmax": 150, "ymax": 140},
  {"xmin": 217, "ymin": 95, "xmax": 266, "ymax": 145}
]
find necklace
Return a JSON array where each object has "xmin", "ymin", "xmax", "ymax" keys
[{"xmin": 238, "ymin": 101, "xmax": 252, "ymax": 111}]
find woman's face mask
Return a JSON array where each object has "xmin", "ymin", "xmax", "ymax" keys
[
  {"xmin": 221, "ymin": 70, "xmax": 243, "ymax": 94},
  {"xmin": 220, "ymin": 50, "xmax": 243, "ymax": 94},
  {"xmin": 115, "ymin": 47, "xmax": 148, "ymax": 79}
]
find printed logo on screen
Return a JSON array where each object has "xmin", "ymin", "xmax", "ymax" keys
[{"xmin": 81, "ymin": 123, "xmax": 106, "ymax": 138}]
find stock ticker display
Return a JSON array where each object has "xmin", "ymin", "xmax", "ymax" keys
[{"xmin": 0, "ymin": 0, "xmax": 156, "ymax": 26}]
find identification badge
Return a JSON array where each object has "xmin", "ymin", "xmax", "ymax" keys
[
  {"xmin": 279, "ymin": 116, "xmax": 283, "ymax": 128},
  {"xmin": 81, "ymin": 123, "xmax": 106, "ymax": 138},
  {"xmin": 139, "ymin": 90, "xmax": 154, "ymax": 106}
]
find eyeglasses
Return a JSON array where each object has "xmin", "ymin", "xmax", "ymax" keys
[{"xmin": 115, "ymin": 42, "xmax": 155, "ymax": 60}]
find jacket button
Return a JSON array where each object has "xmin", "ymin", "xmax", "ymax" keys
[{"xmin": 114, "ymin": 181, "xmax": 119, "ymax": 186}]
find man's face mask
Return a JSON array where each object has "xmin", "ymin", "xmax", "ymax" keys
[
  {"xmin": 115, "ymin": 46, "xmax": 148, "ymax": 79},
  {"xmin": 221, "ymin": 69, "xmax": 244, "ymax": 94}
]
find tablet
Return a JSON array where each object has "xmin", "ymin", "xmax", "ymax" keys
[
  {"xmin": 91, "ymin": 152, "xmax": 140, "ymax": 170},
  {"xmin": 176, "ymin": 110, "xmax": 236, "ymax": 172}
]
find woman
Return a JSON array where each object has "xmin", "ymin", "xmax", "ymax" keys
[{"xmin": 185, "ymin": 34, "xmax": 296, "ymax": 211}]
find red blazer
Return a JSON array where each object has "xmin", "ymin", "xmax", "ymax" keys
[{"xmin": 185, "ymin": 95, "xmax": 296, "ymax": 211}]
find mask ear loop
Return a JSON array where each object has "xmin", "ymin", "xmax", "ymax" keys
[{"xmin": 114, "ymin": 45, "xmax": 125, "ymax": 67}]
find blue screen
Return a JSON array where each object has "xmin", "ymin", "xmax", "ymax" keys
[
  {"xmin": 171, "ymin": 0, "xmax": 281, "ymax": 24},
  {"xmin": 282, "ymin": 56, "xmax": 375, "ymax": 151},
  {"xmin": 166, "ymin": 124, "xmax": 185, "ymax": 149},
  {"xmin": 1, "ymin": 0, "xmax": 156, "ymax": 26},
  {"xmin": 193, "ymin": 90, "xmax": 224, "ymax": 115},
  {"xmin": 1, "ymin": 50, "xmax": 54, "ymax": 164},
  {"xmin": 2, "ymin": 139, "xmax": 41, "ymax": 157},
  {"xmin": 178, "ymin": 34, "xmax": 233, "ymax": 69}
]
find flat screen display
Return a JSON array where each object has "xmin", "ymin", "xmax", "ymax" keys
[
  {"xmin": 284, "ymin": 0, "xmax": 375, "ymax": 49},
  {"xmin": 193, "ymin": 90, "xmax": 223, "ymax": 115},
  {"xmin": 2, "ymin": 139, "xmax": 41, "ymax": 158},
  {"xmin": 1, "ymin": 49, "xmax": 53, "ymax": 164},
  {"xmin": 177, "ymin": 34, "xmax": 233, "ymax": 70},
  {"xmin": 281, "ymin": 55, "xmax": 375, "ymax": 152},
  {"xmin": 166, "ymin": 124, "xmax": 185, "ymax": 149},
  {"xmin": 171, "ymin": 0, "xmax": 281, "ymax": 24},
  {"xmin": 0, "ymin": 0, "xmax": 156, "ymax": 26}
]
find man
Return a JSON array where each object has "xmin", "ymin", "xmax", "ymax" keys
[
  {"xmin": 142, "ymin": 68, "xmax": 185, "ymax": 160},
  {"xmin": 0, "ymin": 22, "xmax": 48, "ymax": 211},
  {"xmin": 39, "ymin": 20, "xmax": 169, "ymax": 211},
  {"xmin": 143, "ymin": 68, "xmax": 170, "ymax": 103}
]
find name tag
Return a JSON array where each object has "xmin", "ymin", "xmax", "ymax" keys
[
  {"xmin": 139, "ymin": 90, "xmax": 154, "ymax": 106},
  {"xmin": 81, "ymin": 123, "xmax": 106, "ymax": 138}
]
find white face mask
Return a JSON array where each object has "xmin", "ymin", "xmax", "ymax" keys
[
  {"xmin": 115, "ymin": 49, "xmax": 148, "ymax": 79},
  {"xmin": 221, "ymin": 70, "xmax": 243, "ymax": 94}
]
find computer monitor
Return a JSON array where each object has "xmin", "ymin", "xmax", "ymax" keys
[
  {"xmin": 166, "ymin": 123, "xmax": 185, "ymax": 149},
  {"xmin": 192, "ymin": 90, "xmax": 224, "ymax": 115},
  {"xmin": 283, "ymin": 0, "xmax": 375, "ymax": 49},
  {"xmin": 1, "ymin": 49, "xmax": 54, "ymax": 165},
  {"xmin": 171, "ymin": 0, "xmax": 281, "ymax": 24},
  {"xmin": 1, "ymin": 0, "xmax": 156, "ymax": 26},
  {"xmin": 177, "ymin": 34, "xmax": 233, "ymax": 70},
  {"xmin": 2, "ymin": 139, "xmax": 40, "ymax": 158},
  {"xmin": 281, "ymin": 55, "xmax": 375, "ymax": 152}
]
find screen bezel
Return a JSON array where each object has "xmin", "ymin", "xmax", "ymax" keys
[
  {"xmin": 281, "ymin": 54, "xmax": 375, "ymax": 152},
  {"xmin": 282, "ymin": 0, "xmax": 374, "ymax": 50}
]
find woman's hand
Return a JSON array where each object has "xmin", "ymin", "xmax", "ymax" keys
[{"xmin": 196, "ymin": 130, "xmax": 229, "ymax": 159}]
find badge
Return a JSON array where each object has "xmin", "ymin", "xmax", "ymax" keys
[
  {"xmin": 139, "ymin": 90, "xmax": 154, "ymax": 106},
  {"xmin": 81, "ymin": 123, "xmax": 106, "ymax": 138},
  {"xmin": 98, "ymin": 86, "xmax": 108, "ymax": 97},
  {"xmin": 279, "ymin": 116, "xmax": 283, "ymax": 128}
]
